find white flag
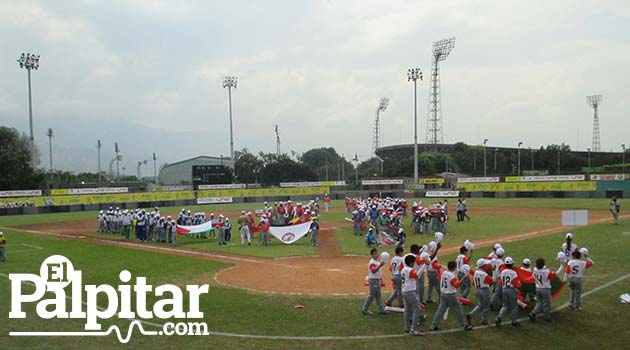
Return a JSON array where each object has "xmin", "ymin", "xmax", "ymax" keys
[{"xmin": 269, "ymin": 221, "xmax": 312, "ymax": 244}]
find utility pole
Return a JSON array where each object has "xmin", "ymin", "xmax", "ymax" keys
[
  {"xmin": 97, "ymin": 140, "xmax": 102, "ymax": 181},
  {"xmin": 483, "ymin": 139, "xmax": 488, "ymax": 177},
  {"xmin": 115, "ymin": 142, "xmax": 120, "ymax": 179},
  {"xmin": 352, "ymin": 153, "xmax": 359, "ymax": 185},
  {"xmin": 46, "ymin": 128, "xmax": 54, "ymax": 182},
  {"xmin": 153, "ymin": 152, "xmax": 157, "ymax": 183}
]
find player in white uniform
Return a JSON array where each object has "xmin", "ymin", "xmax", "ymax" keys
[
  {"xmin": 466, "ymin": 259, "xmax": 494, "ymax": 326},
  {"xmin": 565, "ymin": 249, "xmax": 593, "ymax": 311},
  {"xmin": 429, "ymin": 261, "xmax": 473, "ymax": 331},
  {"xmin": 456, "ymin": 245, "xmax": 473, "ymax": 298},
  {"xmin": 386, "ymin": 247, "xmax": 405, "ymax": 307},
  {"xmin": 401, "ymin": 255, "xmax": 424, "ymax": 336},
  {"xmin": 426, "ymin": 241, "xmax": 441, "ymax": 304},
  {"xmin": 529, "ymin": 257, "xmax": 564, "ymax": 322},
  {"xmin": 495, "ymin": 257, "xmax": 522, "ymax": 327},
  {"xmin": 489, "ymin": 247, "xmax": 505, "ymax": 308},
  {"xmin": 361, "ymin": 248, "xmax": 390, "ymax": 316},
  {"xmin": 562, "ymin": 233, "xmax": 579, "ymax": 258}
]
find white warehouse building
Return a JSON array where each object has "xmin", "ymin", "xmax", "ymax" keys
[{"xmin": 158, "ymin": 156, "xmax": 234, "ymax": 185}]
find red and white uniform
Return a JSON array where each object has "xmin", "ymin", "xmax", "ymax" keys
[
  {"xmin": 428, "ymin": 256, "xmax": 440, "ymax": 273},
  {"xmin": 473, "ymin": 269, "xmax": 494, "ymax": 288},
  {"xmin": 367, "ymin": 258, "xmax": 383, "ymax": 279},
  {"xmin": 440, "ymin": 270, "xmax": 460, "ymax": 294},
  {"xmin": 401, "ymin": 266, "xmax": 419, "ymax": 292},
  {"xmin": 456, "ymin": 254, "xmax": 470, "ymax": 273},
  {"xmin": 533, "ymin": 267, "xmax": 557, "ymax": 289},
  {"xmin": 487, "ymin": 251, "xmax": 498, "ymax": 260},
  {"xmin": 389, "ymin": 255, "xmax": 404, "ymax": 277},
  {"xmin": 562, "ymin": 242, "xmax": 579, "ymax": 257},
  {"xmin": 565, "ymin": 259, "xmax": 593, "ymax": 278},
  {"xmin": 491, "ymin": 258, "xmax": 505, "ymax": 281},
  {"xmin": 499, "ymin": 268, "xmax": 521, "ymax": 288}
]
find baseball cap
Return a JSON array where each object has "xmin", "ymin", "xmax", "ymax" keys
[
  {"xmin": 565, "ymin": 232, "xmax": 574, "ymax": 240},
  {"xmin": 504, "ymin": 256, "xmax": 514, "ymax": 265},
  {"xmin": 522, "ymin": 258, "xmax": 531, "ymax": 265},
  {"xmin": 494, "ymin": 243, "xmax": 502, "ymax": 250},
  {"xmin": 476, "ymin": 258, "xmax": 488, "ymax": 268},
  {"xmin": 496, "ymin": 247, "xmax": 505, "ymax": 257}
]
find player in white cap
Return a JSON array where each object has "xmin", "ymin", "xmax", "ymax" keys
[
  {"xmin": 494, "ymin": 257, "xmax": 522, "ymax": 327},
  {"xmin": 466, "ymin": 259, "xmax": 494, "ymax": 326}
]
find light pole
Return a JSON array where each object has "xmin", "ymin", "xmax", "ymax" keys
[
  {"xmin": 46, "ymin": 128, "xmax": 54, "ymax": 182},
  {"xmin": 375, "ymin": 97, "xmax": 390, "ymax": 174},
  {"xmin": 622, "ymin": 144, "xmax": 626, "ymax": 174},
  {"xmin": 97, "ymin": 140, "xmax": 102, "ymax": 181},
  {"xmin": 494, "ymin": 148, "xmax": 498, "ymax": 173},
  {"xmin": 557, "ymin": 148, "xmax": 561, "ymax": 174},
  {"xmin": 115, "ymin": 142, "xmax": 120, "ymax": 179},
  {"xmin": 517, "ymin": 141, "xmax": 523, "ymax": 176},
  {"xmin": 586, "ymin": 148, "xmax": 591, "ymax": 169},
  {"xmin": 530, "ymin": 148, "xmax": 534, "ymax": 171},
  {"xmin": 223, "ymin": 76, "xmax": 238, "ymax": 161},
  {"xmin": 483, "ymin": 139, "xmax": 488, "ymax": 177},
  {"xmin": 17, "ymin": 52, "xmax": 40, "ymax": 167},
  {"xmin": 137, "ymin": 160, "xmax": 148, "ymax": 179},
  {"xmin": 153, "ymin": 152, "xmax": 157, "ymax": 183},
  {"xmin": 408, "ymin": 68, "xmax": 423, "ymax": 184},
  {"xmin": 352, "ymin": 153, "xmax": 359, "ymax": 186}
]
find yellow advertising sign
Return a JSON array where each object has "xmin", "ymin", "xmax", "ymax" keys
[
  {"xmin": 420, "ymin": 178, "xmax": 445, "ymax": 184},
  {"xmin": 50, "ymin": 189, "xmax": 69, "ymax": 195},
  {"xmin": 197, "ymin": 186, "xmax": 329, "ymax": 198},
  {"xmin": 462, "ymin": 181, "xmax": 596, "ymax": 192},
  {"xmin": 505, "ymin": 176, "xmax": 521, "ymax": 182}
]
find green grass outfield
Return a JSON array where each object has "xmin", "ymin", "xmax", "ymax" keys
[{"xmin": 0, "ymin": 198, "xmax": 629, "ymax": 349}]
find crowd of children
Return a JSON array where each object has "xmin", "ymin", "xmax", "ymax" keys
[
  {"xmin": 361, "ymin": 231, "xmax": 594, "ymax": 335},
  {"xmin": 97, "ymin": 206, "xmax": 177, "ymax": 245}
]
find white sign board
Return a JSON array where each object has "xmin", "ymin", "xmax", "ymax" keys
[
  {"xmin": 0, "ymin": 190, "xmax": 42, "ymax": 197},
  {"xmin": 361, "ymin": 179, "xmax": 404, "ymax": 186},
  {"xmin": 521, "ymin": 175, "xmax": 585, "ymax": 182},
  {"xmin": 426, "ymin": 191, "xmax": 460, "ymax": 198},
  {"xmin": 280, "ymin": 181, "xmax": 345, "ymax": 188},
  {"xmin": 590, "ymin": 174, "xmax": 625, "ymax": 181},
  {"xmin": 198, "ymin": 184, "xmax": 246, "ymax": 190},
  {"xmin": 562, "ymin": 210, "xmax": 589, "ymax": 226},
  {"xmin": 196, "ymin": 197, "xmax": 234, "ymax": 204},
  {"xmin": 457, "ymin": 177, "xmax": 500, "ymax": 183},
  {"xmin": 67, "ymin": 187, "xmax": 128, "ymax": 195}
]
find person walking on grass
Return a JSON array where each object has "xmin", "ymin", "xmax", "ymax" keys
[
  {"xmin": 361, "ymin": 248, "xmax": 390, "ymax": 316},
  {"xmin": 0, "ymin": 232, "xmax": 6, "ymax": 262},
  {"xmin": 430, "ymin": 260, "xmax": 473, "ymax": 331},
  {"xmin": 610, "ymin": 196, "xmax": 621, "ymax": 224}
]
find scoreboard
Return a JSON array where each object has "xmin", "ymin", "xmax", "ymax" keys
[{"xmin": 192, "ymin": 165, "xmax": 231, "ymax": 186}]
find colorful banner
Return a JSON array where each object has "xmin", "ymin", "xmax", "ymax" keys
[
  {"xmin": 0, "ymin": 190, "xmax": 42, "ymax": 197},
  {"xmin": 457, "ymin": 177, "xmax": 500, "ymax": 183},
  {"xmin": 198, "ymin": 184, "xmax": 246, "ymax": 190},
  {"xmin": 426, "ymin": 191, "xmax": 460, "ymax": 198},
  {"xmin": 420, "ymin": 178, "xmax": 445, "ymax": 184},
  {"xmin": 590, "ymin": 174, "xmax": 625, "ymax": 181},
  {"xmin": 516, "ymin": 268, "xmax": 566, "ymax": 302},
  {"xmin": 361, "ymin": 179, "xmax": 404, "ymax": 185},
  {"xmin": 196, "ymin": 197, "xmax": 234, "ymax": 204},
  {"xmin": 462, "ymin": 181, "xmax": 596, "ymax": 192},
  {"xmin": 269, "ymin": 221, "xmax": 312, "ymax": 244},
  {"xmin": 177, "ymin": 221, "xmax": 217, "ymax": 235},
  {"xmin": 280, "ymin": 181, "xmax": 345, "ymax": 188}
]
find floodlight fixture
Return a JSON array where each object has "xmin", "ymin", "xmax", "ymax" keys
[
  {"xmin": 432, "ymin": 37, "xmax": 456, "ymax": 61},
  {"xmin": 587, "ymin": 95, "xmax": 603, "ymax": 152}
]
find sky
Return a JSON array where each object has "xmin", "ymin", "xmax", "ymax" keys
[{"xmin": 1, "ymin": 0, "xmax": 629, "ymax": 175}]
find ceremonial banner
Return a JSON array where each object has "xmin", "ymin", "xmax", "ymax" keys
[
  {"xmin": 177, "ymin": 221, "xmax": 219, "ymax": 236},
  {"xmin": 268, "ymin": 221, "xmax": 312, "ymax": 244},
  {"xmin": 516, "ymin": 268, "xmax": 566, "ymax": 302}
]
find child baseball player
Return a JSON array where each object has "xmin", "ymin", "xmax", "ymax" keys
[
  {"xmin": 456, "ymin": 245, "xmax": 473, "ymax": 298},
  {"xmin": 310, "ymin": 216, "xmax": 320, "ymax": 246},
  {"xmin": 494, "ymin": 256, "xmax": 522, "ymax": 327},
  {"xmin": 562, "ymin": 233, "xmax": 579, "ymax": 257},
  {"xmin": 361, "ymin": 248, "xmax": 390, "ymax": 316},
  {"xmin": 565, "ymin": 249, "xmax": 593, "ymax": 311},
  {"xmin": 0, "ymin": 231, "xmax": 6, "ymax": 262},
  {"xmin": 386, "ymin": 246, "xmax": 405, "ymax": 307},
  {"xmin": 466, "ymin": 259, "xmax": 494, "ymax": 326},
  {"xmin": 401, "ymin": 254, "xmax": 424, "ymax": 336},
  {"xmin": 426, "ymin": 241, "xmax": 441, "ymax": 304},
  {"xmin": 430, "ymin": 260, "xmax": 473, "ymax": 331},
  {"xmin": 489, "ymin": 247, "xmax": 506, "ymax": 309},
  {"xmin": 529, "ymin": 257, "xmax": 563, "ymax": 322}
]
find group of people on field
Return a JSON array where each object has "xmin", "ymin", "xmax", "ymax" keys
[
  {"xmin": 97, "ymin": 206, "xmax": 178, "ymax": 245},
  {"xmin": 361, "ymin": 231, "xmax": 594, "ymax": 336}
]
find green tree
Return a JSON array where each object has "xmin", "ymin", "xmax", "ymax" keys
[
  {"xmin": 0, "ymin": 126, "xmax": 46, "ymax": 190},
  {"xmin": 234, "ymin": 149, "xmax": 264, "ymax": 183}
]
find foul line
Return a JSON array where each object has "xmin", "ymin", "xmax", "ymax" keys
[{"xmin": 2, "ymin": 272, "xmax": 628, "ymax": 341}]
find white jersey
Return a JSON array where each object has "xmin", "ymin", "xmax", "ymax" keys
[
  {"xmin": 473, "ymin": 269, "xmax": 493, "ymax": 288},
  {"xmin": 367, "ymin": 258, "xmax": 382, "ymax": 279},
  {"xmin": 390, "ymin": 256, "xmax": 404, "ymax": 276},
  {"xmin": 440, "ymin": 270, "xmax": 458, "ymax": 294},
  {"xmin": 401, "ymin": 266, "xmax": 419, "ymax": 292},
  {"xmin": 566, "ymin": 259, "xmax": 593, "ymax": 278},
  {"xmin": 562, "ymin": 242, "xmax": 578, "ymax": 257},
  {"xmin": 500, "ymin": 269, "xmax": 519, "ymax": 288},
  {"xmin": 533, "ymin": 267, "xmax": 556, "ymax": 289},
  {"xmin": 427, "ymin": 257, "xmax": 439, "ymax": 272},
  {"xmin": 491, "ymin": 258, "xmax": 504, "ymax": 281},
  {"xmin": 456, "ymin": 254, "xmax": 469, "ymax": 272}
]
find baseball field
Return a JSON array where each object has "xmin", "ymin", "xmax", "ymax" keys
[{"xmin": 1, "ymin": 198, "xmax": 629, "ymax": 349}]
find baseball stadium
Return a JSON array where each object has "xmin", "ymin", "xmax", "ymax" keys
[{"xmin": 1, "ymin": 2, "xmax": 630, "ymax": 350}]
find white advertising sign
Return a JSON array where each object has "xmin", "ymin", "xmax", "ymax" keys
[
  {"xmin": 0, "ymin": 190, "xmax": 42, "ymax": 197},
  {"xmin": 425, "ymin": 191, "xmax": 460, "ymax": 198},
  {"xmin": 520, "ymin": 175, "xmax": 585, "ymax": 182},
  {"xmin": 361, "ymin": 179, "xmax": 404, "ymax": 186},
  {"xmin": 67, "ymin": 187, "xmax": 128, "ymax": 195},
  {"xmin": 457, "ymin": 177, "xmax": 500, "ymax": 183},
  {"xmin": 196, "ymin": 197, "xmax": 234, "ymax": 204},
  {"xmin": 197, "ymin": 184, "xmax": 246, "ymax": 190}
]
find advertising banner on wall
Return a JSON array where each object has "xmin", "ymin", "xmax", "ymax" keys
[
  {"xmin": 0, "ymin": 190, "xmax": 42, "ymax": 197},
  {"xmin": 590, "ymin": 174, "xmax": 625, "ymax": 181},
  {"xmin": 197, "ymin": 184, "xmax": 246, "ymax": 190},
  {"xmin": 457, "ymin": 177, "xmax": 500, "ymax": 183},
  {"xmin": 280, "ymin": 181, "xmax": 346, "ymax": 188},
  {"xmin": 519, "ymin": 175, "xmax": 585, "ymax": 182},
  {"xmin": 361, "ymin": 179, "xmax": 404, "ymax": 185},
  {"xmin": 196, "ymin": 197, "xmax": 234, "ymax": 204},
  {"xmin": 426, "ymin": 191, "xmax": 460, "ymax": 198}
]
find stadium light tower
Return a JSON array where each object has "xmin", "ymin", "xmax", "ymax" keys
[
  {"xmin": 223, "ymin": 76, "xmax": 238, "ymax": 160},
  {"xmin": 623, "ymin": 144, "xmax": 626, "ymax": 174},
  {"xmin": 408, "ymin": 68, "xmax": 423, "ymax": 184},
  {"xmin": 586, "ymin": 147, "xmax": 591, "ymax": 169},
  {"xmin": 483, "ymin": 139, "xmax": 488, "ymax": 177},
  {"xmin": 152, "ymin": 152, "xmax": 157, "ymax": 183},
  {"xmin": 517, "ymin": 141, "xmax": 523, "ymax": 176},
  {"xmin": 97, "ymin": 140, "xmax": 102, "ymax": 181},
  {"xmin": 587, "ymin": 95, "xmax": 602, "ymax": 152},
  {"xmin": 275, "ymin": 124, "xmax": 281, "ymax": 156},
  {"xmin": 137, "ymin": 160, "xmax": 148, "ymax": 179},
  {"xmin": 46, "ymin": 128, "xmax": 54, "ymax": 182},
  {"xmin": 17, "ymin": 52, "xmax": 40, "ymax": 167},
  {"xmin": 114, "ymin": 142, "xmax": 120, "ymax": 179},
  {"xmin": 373, "ymin": 97, "xmax": 390, "ymax": 154},
  {"xmin": 426, "ymin": 37, "xmax": 455, "ymax": 148},
  {"xmin": 352, "ymin": 153, "xmax": 359, "ymax": 185}
]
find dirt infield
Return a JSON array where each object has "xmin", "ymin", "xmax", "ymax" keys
[{"xmin": 9, "ymin": 207, "xmax": 618, "ymax": 296}]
